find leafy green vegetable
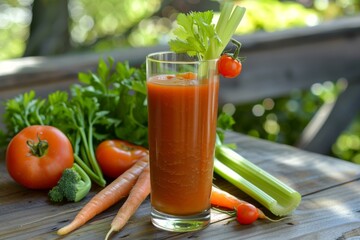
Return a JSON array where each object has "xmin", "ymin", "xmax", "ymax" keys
[
  {"xmin": 1, "ymin": 59, "xmax": 148, "ymax": 187},
  {"xmin": 169, "ymin": 11, "xmax": 219, "ymax": 60},
  {"xmin": 3, "ymin": 90, "xmax": 44, "ymax": 137},
  {"xmin": 76, "ymin": 60, "xmax": 148, "ymax": 146},
  {"xmin": 169, "ymin": 2, "xmax": 246, "ymax": 60},
  {"xmin": 217, "ymin": 112, "xmax": 236, "ymax": 144}
]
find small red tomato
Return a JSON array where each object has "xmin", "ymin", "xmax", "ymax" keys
[
  {"xmin": 236, "ymin": 203, "xmax": 259, "ymax": 225},
  {"xmin": 6, "ymin": 125, "xmax": 74, "ymax": 189},
  {"xmin": 218, "ymin": 54, "xmax": 242, "ymax": 78},
  {"xmin": 96, "ymin": 140, "xmax": 148, "ymax": 179}
]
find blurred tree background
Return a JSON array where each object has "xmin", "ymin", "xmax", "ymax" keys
[{"xmin": 1, "ymin": 0, "xmax": 360, "ymax": 163}]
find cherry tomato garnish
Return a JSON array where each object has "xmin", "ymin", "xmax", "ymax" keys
[{"xmin": 218, "ymin": 54, "xmax": 242, "ymax": 78}]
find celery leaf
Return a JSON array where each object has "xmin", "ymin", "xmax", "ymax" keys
[{"xmin": 169, "ymin": 11, "xmax": 220, "ymax": 60}]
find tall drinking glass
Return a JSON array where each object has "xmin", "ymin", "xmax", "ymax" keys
[{"xmin": 146, "ymin": 52, "xmax": 219, "ymax": 232}]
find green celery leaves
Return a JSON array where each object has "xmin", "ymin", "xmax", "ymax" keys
[{"xmin": 169, "ymin": 11, "xmax": 221, "ymax": 60}]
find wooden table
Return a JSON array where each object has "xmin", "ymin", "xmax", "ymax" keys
[{"xmin": 1, "ymin": 131, "xmax": 360, "ymax": 240}]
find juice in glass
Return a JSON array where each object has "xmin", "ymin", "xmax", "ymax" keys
[{"xmin": 146, "ymin": 52, "xmax": 219, "ymax": 232}]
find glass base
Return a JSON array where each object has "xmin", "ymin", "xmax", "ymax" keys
[{"xmin": 151, "ymin": 207, "xmax": 210, "ymax": 232}]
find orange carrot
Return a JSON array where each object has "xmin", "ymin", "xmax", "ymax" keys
[
  {"xmin": 211, "ymin": 186, "xmax": 266, "ymax": 219},
  {"xmin": 57, "ymin": 155, "xmax": 149, "ymax": 236},
  {"xmin": 105, "ymin": 164, "xmax": 150, "ymax": 239}
]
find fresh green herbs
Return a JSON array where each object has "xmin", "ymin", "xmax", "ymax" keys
[
  {"xmin": 1, "ymin": 59, "xmax": 148, "ymax": 187},
  {"xmin": 169, "ymin": 2, "xmax": 246, "ymax": 60},
  {"xmin": 169, "ymin": 11, "xmax": 219, "ymax": 60}
]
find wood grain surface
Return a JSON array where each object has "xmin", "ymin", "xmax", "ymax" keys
[{"xmin": 1, "ymin": 132, "xmax": 360, "ymax": 240}]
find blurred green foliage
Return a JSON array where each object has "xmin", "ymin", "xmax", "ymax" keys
[
  {"xmin": 230, "ymin": 79, "xmax": 357, "ymax": 161},
  {"xmin": 0, "ymin": 0, "xmax": 360, "ymax": 163},
  {"xmin": 236, "ymin": 0, "xmax": 320, "ymax": 33},
  {"xmin": 68, "ymin": 0, "xmax": 165, "ymax": 49},
  {"xmin": 333, "ymin": 119, "xmax": 360, "ymax": 164},
  {"xmin": 232, "ymin": 90, "xmax": 321, "ymax": 144},
  {"xmin": 1, "ymin": 0, "xmax": 360, "ymax": 59},
  {"xmin": 0, "ymin": 0, "xmax": 166, "ymax": 59},
  {"xmin": 0, "ymin": 0, "xmax": 32, "ymax": 59}
]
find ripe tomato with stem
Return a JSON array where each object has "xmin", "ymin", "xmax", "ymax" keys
[{"xmin": 6, "ymin": 125, "xmax": 74, "ymax": 189}]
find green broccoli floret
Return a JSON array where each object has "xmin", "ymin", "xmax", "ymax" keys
[
  {"xmin": 48, "ymin": 185, "xmax": 65, "ymax": 202},
  {"xmin": 48, "ymin": 163, "xmax": 91, "ymax": 203}
]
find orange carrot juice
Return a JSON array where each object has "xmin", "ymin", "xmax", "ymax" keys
[{"xmin": 147, "ymin": 73, "xmax": 219, "ymax": 216}]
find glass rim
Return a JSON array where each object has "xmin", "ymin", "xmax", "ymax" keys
[{"xmin": 146, "ymin": 51, "xmax": 218, "ymax": 64}]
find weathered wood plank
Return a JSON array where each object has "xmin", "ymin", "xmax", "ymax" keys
[
  {"xmin": 173, "ymin": 181, "xmax": 360, "ymax": 240},
  {"xmin": 1, "ymin": 133, "xmax": 360, "ymax": 239}
]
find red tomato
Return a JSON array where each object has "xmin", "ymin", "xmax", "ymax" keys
[
  {"xmin": 96, "ymin": 140, "xmax": 148, "ymax": 179},
  {"xmin": 6, "ymin": 125, "xmax": 74, "ymax": 189},
  {"xmin": 217, "ymin": 54, "xmax": 242, "ymax": 78},
  {"xmin": 236, "ymin": 203, "xmax": 259, "ymax": 225}
]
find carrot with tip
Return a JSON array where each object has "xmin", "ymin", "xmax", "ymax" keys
[
  {"xmin": 57, "ymin": 155, "xmax": 149, "ymax": 236},
  {"xmin": 105, "ymin": 164, "xmax": 151, "ymax": 239},
  {"xmin": 211, "ymin": 186, "xmax": 266, "ymax": 224}
]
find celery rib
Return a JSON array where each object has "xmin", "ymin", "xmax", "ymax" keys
[
  {"xmin": 205, "ymin": 2, "xmax": 246, "ymax": 60},
  {"xmin": 214, "ymin": 5, "xmax": 246, "ymax": 58},
  {"xmin": 214, "ymin": 145, "xmax": 301, "ymax": 216}
]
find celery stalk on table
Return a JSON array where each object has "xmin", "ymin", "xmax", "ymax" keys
[{"xmin": 214, "ymin": 142, "xmax": 301, "ymax": 217}]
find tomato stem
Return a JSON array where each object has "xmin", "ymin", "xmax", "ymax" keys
[
  {"xmin": 230, "ymin": 38, "xmax": 242, "ymax": 59},
  {"xmin": 26, "ymin": 134, "xmax": 49, "ymax": 157}
]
